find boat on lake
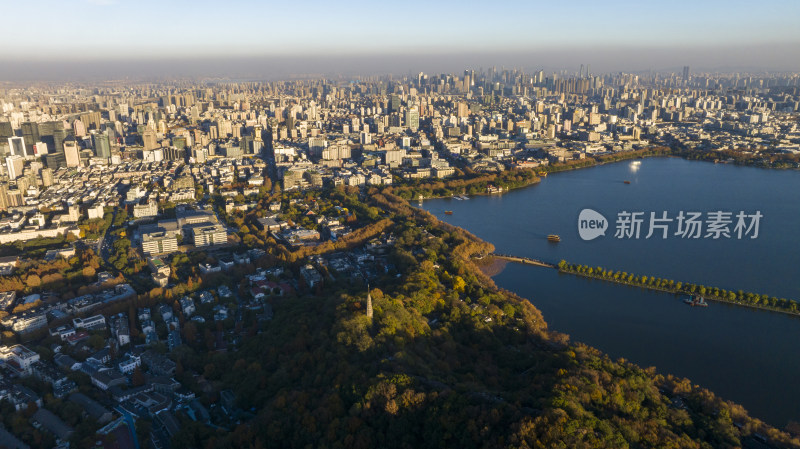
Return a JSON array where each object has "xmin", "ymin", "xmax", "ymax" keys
[
  {"xmin": 547, "ymin": 234, "xmax": 561, "ymax": 242},
  {"xmin": 683, "ymin": 296, "xmax": 709, "ymax": 307},
  {"xmin": 624, "ymin": 180, "xmax": 631, "ymax": 184},
  {"xmin": 444, "ymin": 211, "xmax": 453, "ymax": 215}
]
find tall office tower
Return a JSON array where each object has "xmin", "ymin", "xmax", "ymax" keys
[
  {"xmin": 21, "ymin": 122, "xmax": 38, "ymax": 147},
  {"xmin": 52, "ymin": 128, "xmax": 68, "ymax": 156},
  {"xmin": 8, "ymin": 137, "xmax": 26, "ymax": 157},
  {"xmin": 142, "ymin": 129, "xmax": 158, "ymax": 151},
  {"xmin": 308, "ymin": 137, "xmax": 325, "ymax": 158},
  {"xmin": 683, "ymin": 66, "xmax": 690, "ymax": 81},
  {"xmin": 457, "ymin": 102, "xmax": 469, "ymax": 118},
  {"xmin": 0, "ymin": 122, "xmax": 12, "ymax": 140},
  {"xmin": 405, "ymin": 107, "xmax": 420, "ymax": 131},
  {"xmin": 93, "ymin": 132, "xmax": 111, "ymax": 159},
  {"xmin": 64, "ymin": 137, "xmax": 80, "ymax": 167},
  {"xmin": 389, "ymin": 94, "xmax": 401, "ymax": 113},
  {"xmin": 6, "ymin": 155, "xmax": 24, "ymax": 179},
  {"xmin": 579, "ymin": 64, "xmax": 584, "ymax": 79}
]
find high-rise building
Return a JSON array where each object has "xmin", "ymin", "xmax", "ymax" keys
[
  {"xmin": 308, "ymin": 137, "xmax": 326, "ymax": 158},
  {"xmin": 41, "ymin": 168, "xmax": 54, "ymax": 187},
  {"xmin": 0, "ymin": 122, "xmax": 12, "ymax": 140},
  {"xmin": 457, "ymin": 102, "xmax": 469, "ymax": 118},
  {"xmin": 405, "ymin": 107, "xmax": 419, "ymax": 131},
  {"xmin": 64, "ymin": 137, "xmax": 81, "ymax": 167},
  {"xmin": 389, "ymin": 94, "xmax": 401, "ymax": 113},
  {"xmin": 93, "ymin": 132, "xmax": 111, "ymax": 159},
  {"xmin": 683, "ymin": 66, "xmax": 690, "ymax": 81},
  {"xmin": 52, "ymin": 128, "xmax": 68, "ymax": 155},
  {"xmin": 73, "ymin": 119, "xmax": 86, "ymax": 137},
  {"xmin": 142, "ymin": 129, "xmax": 158, "ymax": 151},
  {"xmin": 6, "ymin": 155, "xmax": 24, "ymax": 180},
  {"xmin": 6, "ymin": 189, "xmax": 24, "ymax": 207},
  {"xmin": 7, "ymin": 137, "xmax": 25, "ymax": 157},
  {"xmin": 0, "ymin": 184, "xmax": 8, "ymax": 211}
]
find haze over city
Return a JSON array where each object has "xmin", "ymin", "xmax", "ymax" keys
[{"xmin": 1, "ymin": 0, "xmax": 799, "ymax": 80}]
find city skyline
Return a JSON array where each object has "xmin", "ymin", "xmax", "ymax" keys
[{"xmin": 2, "ymin": 42, "xmax": 800, "ymax": 82}]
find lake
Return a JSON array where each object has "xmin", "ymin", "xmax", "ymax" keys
[{"xmin": 419, "ymin": 157, "xmax": 800, "ymax": 428}]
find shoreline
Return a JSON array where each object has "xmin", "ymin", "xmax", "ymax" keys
[
  {"xmin": 413, "ymin": 144, "xmax": 798, "ymax": 202},
  {"xmin": 413, "ymin": 147, "xmax": 673, "ymax": 201},
  {"xmin": 414, "ymin": 154, "xmax": 800, "ymax": 320}
]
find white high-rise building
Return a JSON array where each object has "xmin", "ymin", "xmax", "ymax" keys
[
  {"xmin": 6, "ymin": 155, "xmax": 24, "ymax": 179},
  {"xmin": 7, "ymin": 137, "xmax": 25, "ymax": 157}
]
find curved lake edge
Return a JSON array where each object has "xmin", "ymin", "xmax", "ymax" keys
[
  {"xmin": 412, "ymin": 148, "xmax": 798, "ymax": 203},
  {"xmin": 424, "ymin": 156, "xmax": 800, "ymax": 428}
]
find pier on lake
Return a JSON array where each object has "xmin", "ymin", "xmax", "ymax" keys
[{"xmin": 490, "ymin": 253, "xmax": 557, "ymax": 269}]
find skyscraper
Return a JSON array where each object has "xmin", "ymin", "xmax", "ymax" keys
[
  {"xmin": 405, "ymin": 107, "xmax": 419, "ymax": 131},
  {"xmin": 0, "ymin": 122, "xmax": 12, "ymax": 140},
  {"xmin": 93, "ymin": 132, "xmax": 111, "ymax": 159},
  {"xmin": 7, "ymin": 137, "xmax": 26, "ymax": 157},
  {"xmin": 142, "ymin": 129, "xmax": 158, "ymax": 151},
  {"xmin": 6, "ymin": 155, "xmax": 24, "ymax": 180},
  {"xmin": 683, "ymin": 66, "xmax": 690, "ymax": 81},
  {"xmin": 389, "ymin": 94, "xmax": 401, "ymax": 113},
  {"xmin": 64, "ymin": 136, "xmax": 80, "ymax": 167},
  {"xmin": 52, "ymin": 128, "xmax": 68, "ymax": 156},
  {"xmin": 457, "ymin": 102, "xmax": 469, "ymax": 118}
]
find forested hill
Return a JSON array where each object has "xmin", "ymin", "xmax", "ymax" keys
[{"xmin": 171, "ymin": 190, "xmax": 799, "ymax": 449}]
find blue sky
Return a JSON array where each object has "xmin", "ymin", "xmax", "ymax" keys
[{"xmin": 2, "ymin": 0, "xmax": 798, "ymax": 58}]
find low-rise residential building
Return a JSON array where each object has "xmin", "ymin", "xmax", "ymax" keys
[
  {"xmin": 0, "ymin": 345, "xmax": 40, "ymax": 374},
  {"xmin": 73, "ymin": 314, "xmax": 106, "ymax": 331}
]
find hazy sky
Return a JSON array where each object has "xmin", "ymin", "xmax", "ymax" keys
[{"xmin": 1, "ymin": 0, "xmax": 799, "ymax": 79}]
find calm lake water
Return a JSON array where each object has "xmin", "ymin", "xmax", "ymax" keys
[{"xmin": 419, "ymin": 157, "xmax": 800, "ymax": 427}]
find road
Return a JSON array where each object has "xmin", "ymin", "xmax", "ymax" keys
[{"xmin": 98, "ymin": 207, "xmax": 119, "ymax": 267}]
